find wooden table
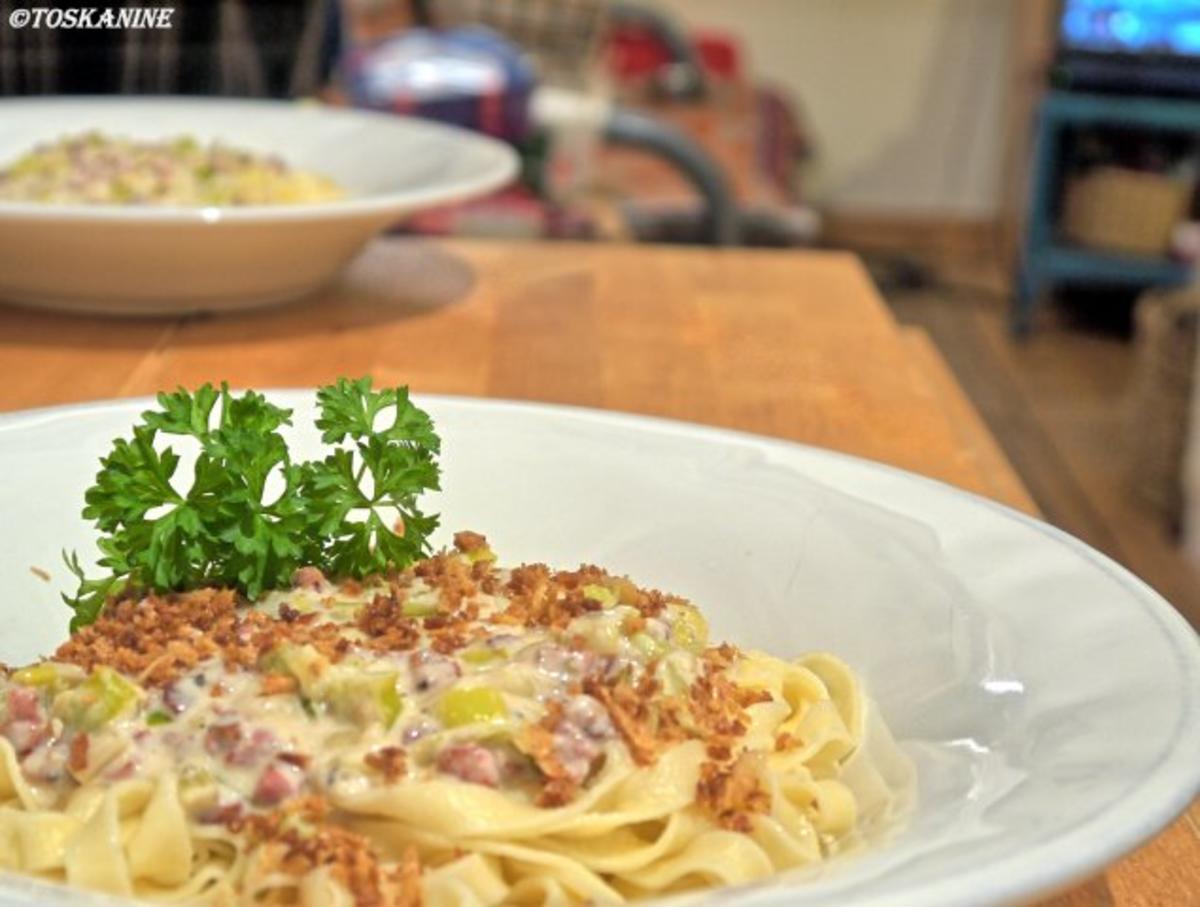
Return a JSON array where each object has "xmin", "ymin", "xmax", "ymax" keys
[{"xmin": 0, "ymin": 239, "xmax": 1193, "ymax": 904}]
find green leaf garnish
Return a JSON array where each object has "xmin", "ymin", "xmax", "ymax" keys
[
  {"xmin": 300, "ymin": 379, "xmax": 440, "ymax": 578},
  {"xmin": 62, "ymin": 378, "xmax": 441, "ymax": 629}
]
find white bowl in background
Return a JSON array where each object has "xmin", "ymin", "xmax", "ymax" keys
[{"xmin": 0, "ymin": 97, "xmax": 518, "ymax": 315}]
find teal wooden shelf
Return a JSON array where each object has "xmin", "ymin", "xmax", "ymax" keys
[
  {"xmin": 1015, "ymin": 91, "xmax": 1200, "ymax": 335},
  {"xmin": 1036, "ymin": 244, "xmax": 1192, "ymax": 285}
]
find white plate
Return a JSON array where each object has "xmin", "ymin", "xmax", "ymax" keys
[
  {"xmin": 0, "ymin": 98, "xmax": 517, "ymax": 315},
  {"xmin": 0, "ymin": 394, "xmax": 1197, "ymax": 907}
]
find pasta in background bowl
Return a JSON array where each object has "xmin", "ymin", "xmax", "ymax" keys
[
  {"xmin": 0, "ymin": 395, "xmax": 1197, "ymax": 907},
  {"xmin": 0, "ymin": 132, "xmax": 343, "ymax": 207}
]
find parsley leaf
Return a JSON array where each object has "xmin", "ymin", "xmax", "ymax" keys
[
  {"xmin": 300, "ymin": 378, "xmax": 441, "ymax": 577},
  {"xmin": 62, "ymin": 378, "xmax": 441, "ymax": 629}
]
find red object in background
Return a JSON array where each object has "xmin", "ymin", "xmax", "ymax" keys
[
  {"xmin": 605, "ymin": 24, "xmax": 743, "ymax": 85},
  {"xmin": 692, "ymin": 31, "xmax": 742, "ymax": 82},
  {"xmin": 605, "ymin": 26, "xmax": 672, "ymax": 81}
]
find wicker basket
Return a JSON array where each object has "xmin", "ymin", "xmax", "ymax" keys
[
  {"xmin": 1063, "ymin": 166, "xmax": 1192, "ymax": 256},
  {"xmin": 1129, "ymin": 287, "xmax": 1199, "ymax": 534}
]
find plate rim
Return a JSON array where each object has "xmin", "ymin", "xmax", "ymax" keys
[{"xmin": 0, "ymin": 390, "xmax": 1197, "ymax": 907}]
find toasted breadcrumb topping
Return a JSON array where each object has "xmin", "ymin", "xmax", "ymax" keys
[
  {"xmin": 579, "ymin": 644, "xmax": 776, "ymax": 828},
  {"xmin": 583, "ymin": 672, "xmax": 668, "ymax": 767},
  {"xmin": 696, "ymin": 753, "xmax": 772, "ymax": 833},
  {"xmin": 232, "ymin": 797, "xmax": 420, "ymax": 907},
  {"xmin": 356, "ymin": 595, "xmax": 420, "ymax": 651},
  {"xmin": 517, "ymin": 699, "xmax": 585, "ymax": 807},
  {"xmin": 365, "ymin": 746, "xmax": 408, "ymax": 784}
]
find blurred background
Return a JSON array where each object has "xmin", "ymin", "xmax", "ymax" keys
[{"xmin": 3, "ymin": 0, "xmax": 1200, "ymax": 615}]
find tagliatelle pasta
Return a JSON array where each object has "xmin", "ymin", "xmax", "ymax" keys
[
  {"xmin": 0, "ymin": 532, "xmax": 913, "ymax": 905},
  {"xmin": 0, "ymin": 132, "xmax": 343, "ymax": 206}
]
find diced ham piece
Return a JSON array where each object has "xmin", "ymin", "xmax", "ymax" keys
[
  {"xmin": 7, "ymin": 686, "xmax": 41, "ymax": 722},
  {"xmin": 292, "ymin": 566, "xmax": 327, "ymax": 590},
  {"xmin": 564, "ymin": 695, "xmax": 614, "ymax": 739},
  {"xmin": 553, "ymin": 695, "xmax": 615, "ymax": 784},
  {"xmin": 642, "ymin": 618, "xmax": 670, "ymax": 642},
  {"xmin": 436, "ymin": 743, "xmax": 501, "ymax": 788},
  {"xmin": 104, "ymin": 758, "xmax": 138, "ymax": 781},
  {"xmin": 3, "ymin": 688, "xmax": 49, "ymax": 756},
  {"xmin": 6, "ymin": 721, "xmax": 48, "ymax": 757},
  {"xmin": 228, "ymin": 728, "xmax": 279, "ymax": 767},
  {"xmin": 529, "ymin": 644, "xmax": 599, "ymax": 681},
  {"xmin": 204, "ymin": 722, "xmax": 278, "ymax": 767},
  {"xmin": 20, "ymin": 741, "xmax": 68, "ymax": 783},
  {"xmin": 253, "ymin": 762, "xmax": 303, "ymax": 806},
  {"xmin": 204, "ymin": 722, "xmax": 243, "ymax": 755},
  {"xmin": 409, "ymin": 652, "xmax": 461, "ymax": 694},
  {"xmin": 197, "ymin": 802, "xmax": 245, "ymax": 826},
  {"xmin": 68, "ymin": 733, "xmax": 89, "ymax": 774},
  {"xmin": 162, "ymin": 681, "xmax": 194, "ymax": 715},
  {"xmin": 485, "ymin": 634, "xmax": 521, "ymax": 651},
  {"xmin": 553, "ymin": 730, "xmax": 603, "ymax": 785}
]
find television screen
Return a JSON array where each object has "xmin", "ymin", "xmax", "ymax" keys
[{"xmin": 1060, "ymin": 1, "xmax": 1200, "ymax": 57}]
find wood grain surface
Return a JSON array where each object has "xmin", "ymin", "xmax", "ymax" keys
[{"xmin": 0, "ymin": 238, "xmax": 1193, "ymax": 905}]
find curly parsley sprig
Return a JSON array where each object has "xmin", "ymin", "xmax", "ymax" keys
[{"xmin": 63, "ymin": 378, "xmax": 441, "ymax": 631}]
